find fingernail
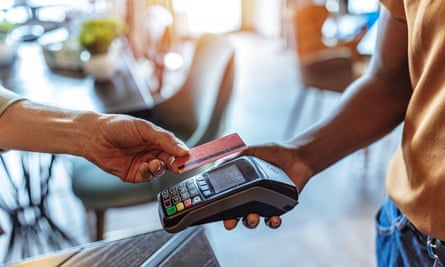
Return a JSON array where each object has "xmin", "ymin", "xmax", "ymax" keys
[
  {"xmin": 265, "ymin": 218, "xmax": 281, "ymax": 229},
  {"xmin": 143, "ymin": 174, "xmax": 153, "ymax": 182},
  {"xmin": 168, "ymin": 156, "xmax": 175, "ymax": 165},
  {"xmin": 242, "ymin": 217, "xmax": 258, "ymax": 229},
  {"xmin": 177, "ymin": 143, "xmax": 189, "ymax": 151},
  {"xmin": 154, "ymin": 162, "xmax": 166, "ymax": 176},
  {"xmin": 155, "ymin": 162, "xmax": 163, "ymax": 171}
]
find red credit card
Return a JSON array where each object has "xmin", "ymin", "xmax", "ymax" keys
[{"xmin": 175, "ymin": 133, "xmax": 247, "ymax": 173}]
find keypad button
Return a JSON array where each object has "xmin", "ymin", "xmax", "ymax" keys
[
  {"xmin": 189, "ymin": 188, "xmax": 199, "ymax": 197},
  {"xmin": 169, "ymin": 185, "xmax": 177, "ymax": 192},
  {"xmin": 166, "ymin": 206, "xmax": 176, "ymax": 216},
  {"xmin": 176, "ymin": 202, "xmax": 185, "ymax": 212},
  {"xmin": 198, "ymin": 184, "xmax": 210, "ymax": 191},
  {"xmin": 161, "ymin": 190, "xmax": 169, "ymax": 199},
  {"xmin": 163, "ymin": 200, "xmax": 172, "ymax": 208},
  {"xmin": 192, "ymin": 196, "xmax": 202, "ymax": 205},
  {"xmin": 180, "ymin": 192, "xmax": 190, "ymax": 200},
  {"xmin": 184, "ymin": 198, "xmax": 192, "ymax": 208},
  {"xmin": 172, "ymin": 196, "xmax": 181, "ymax": 205},
  {"xmin": 186, "ymin": 183, "xmax": 195, "ymax": 191},
  {"xmin": 202, "ymin": 190, "xmax": 211, "ymax": 197}
]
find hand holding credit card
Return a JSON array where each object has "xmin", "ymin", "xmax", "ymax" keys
[{"xmin": 175, "ymin": 133, "xmax": 248, "ymax": 173}]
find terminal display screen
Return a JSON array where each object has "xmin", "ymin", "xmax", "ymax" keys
[{"xmin": 207, "ymin": 164, "xmax": 245, "ymax": 193}]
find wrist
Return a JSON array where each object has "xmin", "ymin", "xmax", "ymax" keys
[
  {"xmin": 288, "ymin": 127, "xmax": 336, "ymax": 178},
  {"xmin": 70, "ymin": 111, "xmax": 104, "ymax": 156},
  {"xmin": 289, "ymin": 149, "xmax": 314, "ymax": 192}
]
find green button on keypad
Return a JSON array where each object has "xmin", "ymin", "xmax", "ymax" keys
[{"xmin": 166, "ymin": 206, "xmax": 177, "ymax": 216}]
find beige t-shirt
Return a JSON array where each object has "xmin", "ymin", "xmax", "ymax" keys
[
  {"xmin": 381, "ymin": 0, "xmax": 445, "ymax": 240},
  {"xmin": 0, "ymin": 86, "xmax": 24, "ymax": 116}
]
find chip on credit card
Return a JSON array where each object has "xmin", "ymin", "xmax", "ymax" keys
[{"xmin": 175, "ymin": 133, "xmax": 248, "ymax": 173}]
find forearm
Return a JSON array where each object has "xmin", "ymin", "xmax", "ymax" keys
[
  {"xmin": 290, "ymin": 7, "xmax": 411, "ymax": 175},
  {"xmin": 290, "ymin": 73, "xmax": 411, "ymax": 174},
  {"xmin": 0, "ymin": 100, "xmax": 99, "ymax": 155}
]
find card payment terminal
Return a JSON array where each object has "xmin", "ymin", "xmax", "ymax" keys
[{"xmin": 158, "ymin": 156, "xmax": 299, "ymax": 233}]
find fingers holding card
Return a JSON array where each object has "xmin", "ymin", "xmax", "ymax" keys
[{"xmin": 175, "ymin": 133, "xmax": 248, "ymax": 173}]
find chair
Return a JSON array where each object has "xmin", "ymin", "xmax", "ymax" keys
[
  {"xmin": 0, "ymin": 152, "xmax": 77, "ymax": 263},
  {"xmin": 284, "ymin": 3, "xmax": 367, "ymax": 137},
  {"xmin": 71, "ymin": 33, "xmax": 235, "ymax": 241},
  {"xmin": 293, "ymin": 3, "xmax": 366, "ymax": 89}
]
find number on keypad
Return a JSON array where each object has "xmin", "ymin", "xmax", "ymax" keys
[{"xmin": 161, "ymin": 178, "xmax": 206, "ymax": 216}]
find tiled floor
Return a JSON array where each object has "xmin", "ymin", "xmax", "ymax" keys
[{"xmin": 0, "ymin": 32, "xmax": 402, "ymax": 266}]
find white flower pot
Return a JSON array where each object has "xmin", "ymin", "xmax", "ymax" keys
[
  {"xmin": 82, "ymin": 42, "xmax": 119, "ymax": 81},
  {"xmin": 0, "ymin": 39, "xmax": 17, "ymax": 66}
]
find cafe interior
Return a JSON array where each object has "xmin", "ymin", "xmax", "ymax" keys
[{"xmin": 0, "ymin": 0, "xmax": 402, "ymax": 266}]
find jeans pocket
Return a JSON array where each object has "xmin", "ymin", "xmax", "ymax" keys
[
  {"xmin": 375, "ymin": 198, "xmax": 435, "ymax": 267},
  {"xmin": 375, "ymin": 198, "xmax": 406, "ymax": 237}
]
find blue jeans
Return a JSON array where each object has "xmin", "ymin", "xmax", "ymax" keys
[{"xmin": 375, "ymin": 197, "xmax": 445, "ymax": 267}]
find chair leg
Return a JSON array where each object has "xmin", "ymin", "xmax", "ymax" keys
[
  {"xmin": 283, "ymin": 86, "xmax": 309, "ymax": 139},
  {"xmin": 95, "ymin": 210, "xmax": 106, "ymax": 241},
  {"xmin": 362, "ymin": 146, "xmax": 370, "ymax": 180},
  {"xmin": 85, "ymin": 207, "xmax": 106, "ymax": 241}
]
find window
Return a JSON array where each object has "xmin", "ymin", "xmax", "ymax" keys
[
  {"xmin": 347, "ymin": 0, "xmax": 379, "ymax": 14},
  {"xmin": 172, "ymin": 0, "xmax": 242, "ymax": 36}
]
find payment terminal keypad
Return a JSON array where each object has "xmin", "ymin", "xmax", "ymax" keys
[{"xmin": 161, "ymin": 176, "xmax": 212, "ymax": 216}]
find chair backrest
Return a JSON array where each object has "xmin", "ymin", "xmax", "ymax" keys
[
  {"xmin": 149, "ymin": 33, "xmax": 236, "ymax": 147},
  {"xmin": 291, "ymin": 3, "xmax": 366, "ymax": 62},
  {"xmin": 291, "ymin": 3, "xmax": 365, "ymax": 92},
  {"xmin": 292, "ymin": 4, "xmax": 330, "ymax": 58}
]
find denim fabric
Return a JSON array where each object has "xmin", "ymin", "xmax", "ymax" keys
[{"xmin": 375, "ymin": 197, "xmax": 445, "ymax": 267}]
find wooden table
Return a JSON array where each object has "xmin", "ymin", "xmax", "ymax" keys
[
  {"xmin": 3, "ymin": 227, "xmax": 220, "ymax": 267},
  {"xmin": 1, "ymin": 35, "xmax": 155, "ymax": 113}
]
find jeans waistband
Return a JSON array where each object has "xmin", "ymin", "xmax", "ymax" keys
[
  {"xmin": 428, "ymin": 238, "xmax": 445, "ymax": 262},
  {"xmin": 380, "ymin": 197, "xmax": 445, "ymax": 264}
]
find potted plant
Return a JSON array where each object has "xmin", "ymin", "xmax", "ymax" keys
[
  {"xmin": 78, "ymin": 17, "xmax": 125, "ymax": 80},
  {"xmin": 0, "ymin": 20, "xmax": 17, "ymax": 66}
]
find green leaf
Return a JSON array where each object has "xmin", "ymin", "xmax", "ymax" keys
[{"xmin": 78, "ymin": 17, "xmax": 125, "ymax": 54}]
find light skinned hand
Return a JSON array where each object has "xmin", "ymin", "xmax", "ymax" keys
[
  {"xmin": 223, "ymin": 143, "xmax": 312, "ymax": 230},
  {"xmin": 81, "ymin": 114, "xmax": 189, "ymax": 183}
]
